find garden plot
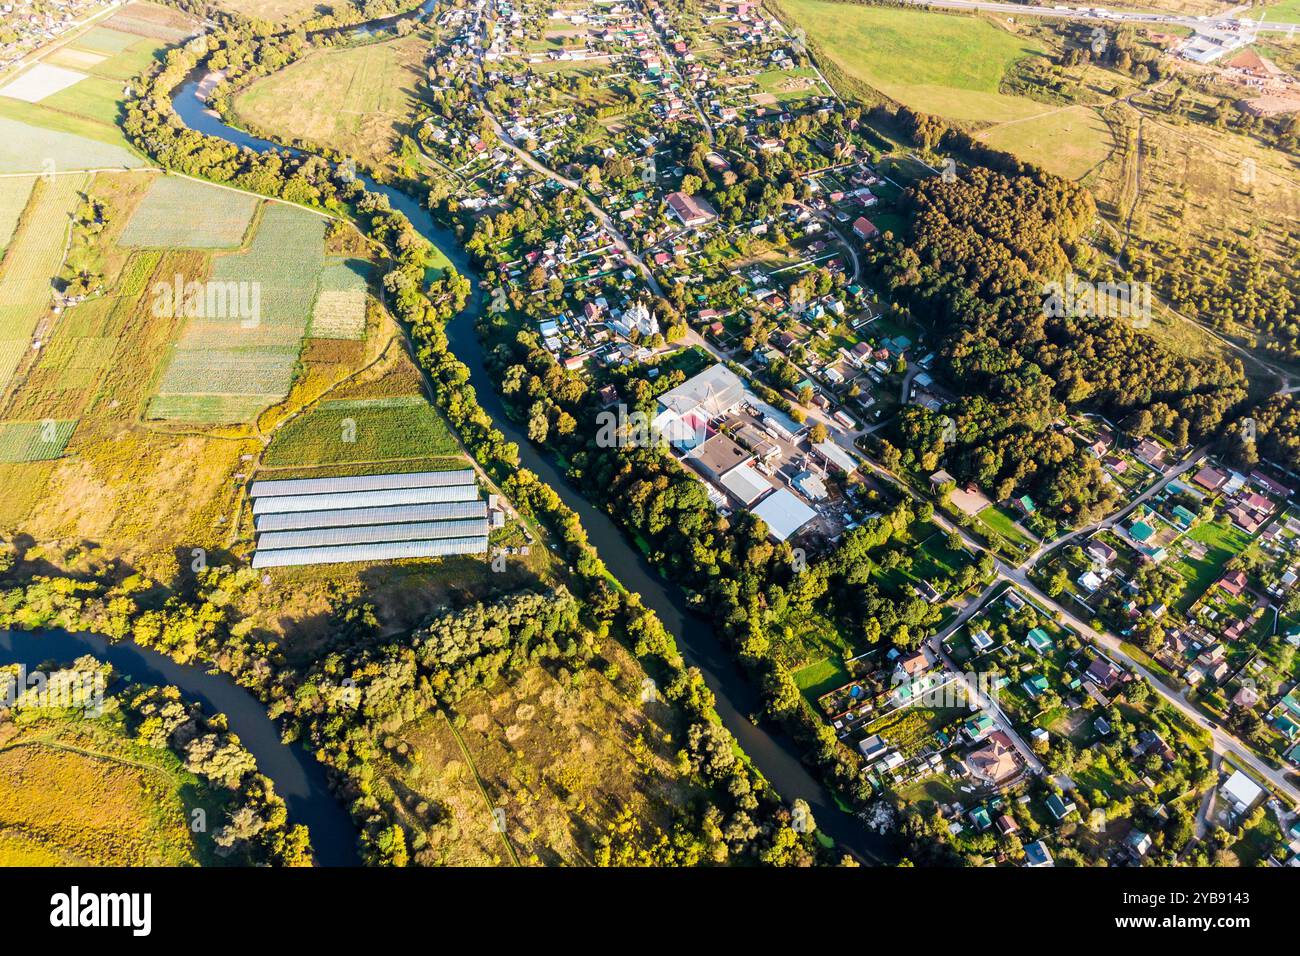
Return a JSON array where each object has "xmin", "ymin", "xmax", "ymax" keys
[
  {"xmin": 0, "ymin": 64, "xmax": 89, "ymax": 103},
  {"xmin": 0, "ymin": 419, "xmax": 77, "ymax": 462},
  {"xmin": 119, "ymin": 176, "xmax": 259, "ymax": 249},
  {"xmin": 308, "ymin": 258, "xmax": 369, "ymax": 339},
  {"xmin": 148, "ymin": 203, "xmax": 329, "ymax": 423}
]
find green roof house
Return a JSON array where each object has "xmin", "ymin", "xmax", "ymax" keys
[
  {"xmin": 1275, "ymin": 713, "xmax": 1300, "ymax": 741},
  {"xmin": 964, "ymin": 713, "xmax": 995, "ymax": 742},
  {"xmin": 1025, "ymin": 627, "xmax": 1054, "ymax": 654},
  {"xmin": 1280, "ymin": 691, "xmax": 1300, "ymax": 719},
  {"xmin": 1022, "ymin": 674, "xmax": 1050, "ymax": 699},
  {"xmin": 1129, "ymin": 520, "xmax": 1155, "ymax": 543}
]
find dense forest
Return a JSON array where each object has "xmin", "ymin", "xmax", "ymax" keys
[{"xmin": 868, "ymin": 167, "xmax": 1249, "ymax": 524}]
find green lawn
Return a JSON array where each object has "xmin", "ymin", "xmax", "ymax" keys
[
  {"xmin": 977, "ymin": 505, "xmax": 1036, "ymax": 558},
  {"xmin": 1172, "ymin": 518, "xmax": 1253, "ymax": 609},
  {"xmin": 793, "ymin": 656, "xmax": 851, "ymax": 704},
  {"xmin": 1260, "ymin": 0, "xmax": 1300, "ymax": 24},
  {"xmin": 777, "ymin": 0, "xmax": 1050, "ymax": 123}
]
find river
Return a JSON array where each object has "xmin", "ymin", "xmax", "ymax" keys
[
  {"xmin": 0, "ymin": 628, "xmax": 361, "ymax": 866},
  {"xmin": 6, "ymin": 17, "xmax": 897, "ymax": 865}
]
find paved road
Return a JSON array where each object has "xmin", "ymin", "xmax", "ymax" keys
[
  {"xmin": 1024, "ymin": 444, "xmax": 1208, "ymax": 565},
  {"xmin": 890, "ymin": 0, "xmax": 1299, "ymax": 34},
  {"xmin": 474, "ymin": 92, "xmax": 666, "ymax": 298},
  {"xmin": 636, "ymin": 0, "xmax": 716, "ymax": 142},
  {"xmin": 845, "ymin": 441, "xmax": 1300, "ymax": 807},
  {"xmin": 470, "ymin": 0, "xmax": 1299, "ymax": 807},
  {"xmin": 1007, "ymin": 567, "xmax": 1300, "ymax": 807},
  {"xmin": 929, "ymin": 582, "xmax": 1047, "ymax": 776}
]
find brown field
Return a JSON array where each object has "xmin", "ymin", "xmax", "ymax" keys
[
  {"xmin": 232, "ymin": 33, "xmax": 427, "ymax": 174},
  {"xmin": 0, "ymin": 717, "xmax": 207, "ymax": 866},
  {"xmin": 208, "ymin": 0, "xmax": 327, "ymax": 24},
  {"xmin": 377, "ymin": 651, "xmax": 701, "ymax": 866}
]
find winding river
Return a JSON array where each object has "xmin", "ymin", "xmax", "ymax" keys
[
  {"xmin": 0, "ymin": 628, "xmax": 362, "ymax": 866},
  {"xmin": 1, "ymin": 6, "xmax": 896, "ymax": 867}
]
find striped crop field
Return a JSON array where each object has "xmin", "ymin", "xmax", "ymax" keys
[
  {"xmin": 148, "ymin": 203, "xmax": 330, "ymax": 423},
  {"xmin": 0, "ymin": 419, "xmax": 77, "ymax": 461},
  {"xmin": 102, "ymin": 2, "xmax": 197, "ymax": 43},
  {"xmin": 0, "ymin": 110, "xmax": 144, "ymax": 170},
  {"xmin": 308, "ymin": 258, "xmax": 369, "ymax": 339},
  {"xmin": 69, "ymin": 27, "xmax": 142, "ymax": 55},
  {"xmin": 0, "ymin": 174, "xmax": 84, "ymax": 393},
  {"xmin": 119, "ymin": 176, "xmax": 259, "ymax": 249},
  {"xmin": 263, "ymin": 396, "xmax": 461, "ymax": 467},
  {"xmin": 0, "ymin": 175, "xmax": 35, "ymax": 250}
]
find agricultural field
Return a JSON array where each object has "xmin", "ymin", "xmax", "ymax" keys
[
  {"xmin": 148, "ymin": 200, "xmax": 330, "ymax": 423},
  {"xmin": 1089, "ymin": 104, "xmax": 1300, "ymax": 283},
  {"xmin": 119, "ymin": 175, "xmax": 259, "ymax": 249},
  {"xmin": 0, "ymin": 4, "xmax": 192, "ymax": 166},
  {"xmin": 977, "ymin": 104, "xmax": 1117, "ymax": 180},
  {"xmin": 0, "ymin": 174, "xmax": 84, "ymax": 394},
  {"xmin": 308, "ymin": 258, "xmax": 370, "ymax": 339},
  {"xmin": 777, "ymin": 0, "xmax": 1050, "ymax": 124},
  {"xmin": 0, "ymin": 64, "xmax": 87, "ymax": 102},
  {"xmin": 232, "ymin": 32, "xmax": 429, "ymax": 175},
  {"xmin": 209, "ymin": 0, "xmax": 334, "ymax": 24},
  {"xmin": 0, "ymin": 420, "xmax": 77, "ymax": 462},
  {"xmin": 0, "ymin": 168, "xmax": 436, "ymax": 574},
  {"xmin": 0, "ymin": 114, "xmax": 143, "ymax": 172},
  {"xmin": 263, "ymin": 396, "xmax": 461, "ymax": 468},
  {"xmin": 99, "ymin": 1, "xmax": 198, "ymax": 43},
  {"xmin": 0, "ymin": 708, "xmax": 217, "ymax": 866},
  {"xmin": 0, "ymin": 176, "xmax": 35, "ymax": 250}
]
